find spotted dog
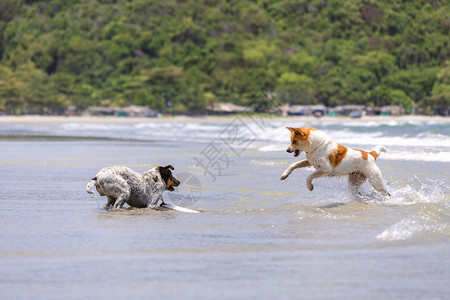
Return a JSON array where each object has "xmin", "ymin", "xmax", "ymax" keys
[
  {"xmin": 280, "ymin": 127, "xmax": 390, "ymax": 196},
  {"xmin": 86, "ymin": 165, "xmax": 180, "ymax": 209}
]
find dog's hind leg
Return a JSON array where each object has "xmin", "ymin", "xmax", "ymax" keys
[
  {"xmin": 281, "ymin": 159, "xmax": 311, "ymax": 180},
  {"xmin": 367, "ymin": 166, "xmax": 391, "ymax": 196},
  {"xmin": 348, "ymin": 171, "xmax": 367, "ymax": 194},
  {"xmin": 114, "ymin": 191, "xmax": 131, "ymax": 209},
  {"xmin": 111, "ymin": 178, "xmax": 131, "ymax": 209},
  {"xmin": 105, "ymin": 197, "xmax": 116, "ymax": 210}
]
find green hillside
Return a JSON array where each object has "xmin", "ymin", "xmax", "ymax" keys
[{"xmin": 0, "ymin": 0, "xmax": 448, "ymax": 115}]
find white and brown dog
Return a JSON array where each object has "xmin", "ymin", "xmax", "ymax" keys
[{"xmin": 281, "ymin": 127, "xmax": 390, "ymax": 196}]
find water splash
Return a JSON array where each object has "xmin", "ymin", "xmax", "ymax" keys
[
  {"xmin": 375, "ymin": 177, "xmax": 449, "ymax": 241},
  {"xmin": 392, "ymin": 177, "xmax": 447, "ymax": 204},
  {"xmin": 358, "ymin": 176, "xmax": 448, "ymax": 206}
]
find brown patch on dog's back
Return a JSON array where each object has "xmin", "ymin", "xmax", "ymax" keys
[
  {"xmin": 355, "ymin": 149, "xmax": 378, "ymax": 160},
  {"xmin": 355, "ymin": 149, "xmax": 369, "ymax": 160},
  {"xmin": 328, "ymin": 144, "xmax": 348, "ymax": 167}
]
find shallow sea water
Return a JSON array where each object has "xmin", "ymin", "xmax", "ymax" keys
[{"xmin": 0, "ymin": 118, "xmax": 449, "ymax": 299}]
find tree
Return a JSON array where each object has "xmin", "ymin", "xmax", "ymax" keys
[
  {"xmin": 424, "ymin": 62, "xmax": 450, "ymax": 115},
  {"xmin": 276, "ymin": 72, "xmax": 315, "ymax": 104},
  {"xmin": 0, "ymin": 65, "xmax": 28, "ymax": 113},
  {"xmin": 0, "ymin": 0, "xmax": 447, "ymax": 114},
  {"xmin": 365, "ymin": 85, "xmax": 414, "ymax": 110}
]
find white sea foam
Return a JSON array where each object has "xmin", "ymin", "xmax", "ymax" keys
[
  {"xmin": 320, "ymin": 119, "xmax": 449, "ymax": 128},
  {"xmin": 376, "ymin": 213, "xmax": 448, "ymax": 241},
  {"xmin": 383, "ymin": 151, "xmax": 450, "ymax": 162},
  {"xmin": 335, "ymin": 134, "xmax": 450, "ymax": 148},
  {"xmin": 258, "ymin": 144, "xmax": 285, "ymax": 152},
  {"xmin": 257, "ymin": 127, "xmax": 450, "ymax": 147},
  {"xmin": 258, "ymin": 143, "xmax": 450, "ymax": 162},
  {"xmin": 341, "ymin": 120, "xmax": 400, "ymax": 127},
  {"xmin": 376, "ymin": 216, "xmax": 426, "ymax": 241}
]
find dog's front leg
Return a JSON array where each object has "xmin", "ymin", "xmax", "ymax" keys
[
  {"xmin": 148, "ymin": 194, "xmax": 164, "ymax": 209},
  {"xmin": 306, "ymin": 168, "xmax": 330, "ymax": 191},
  {"xmin": 281, "ymin": 159, "xmax": 311, "ymax": 180}
]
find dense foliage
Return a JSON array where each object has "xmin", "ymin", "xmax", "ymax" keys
[{"xmin": 0, "ymin": 0, "xmax": 448, "ymax": 115}]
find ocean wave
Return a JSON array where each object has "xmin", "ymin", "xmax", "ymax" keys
[
  {"xmin": 258, "ymin": 143, "xmax": 450, "ymax": 162},
  {"xmin": 3, "ymin": 120, "xmax": 450, "ymax": 150},
  {"xmin": 383, "ymin": 151, "xmax": 450, "ymax": 162},
  {"xmin": 319, "ymin": 119, "xmax": 450, "ymax": 128},
  {"xmin": 340, "ymin": 120, "xmax": 401, "ymax": 127},
  {"xmin": 257, "ymin": 129, "xmax": 450, "ymax": 147},
  {"xmin": 13, "ymin": 120, "xmax": 449, "ymax": 162},
  {"xmin": 258, "ymin": 144, "xmax": 286, "ymax": 152},
  {"xmin": 334, "ymin": 136, "xmax": 450, "ymax": 148}
]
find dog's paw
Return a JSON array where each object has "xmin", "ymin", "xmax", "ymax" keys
[
  {"xmin": 113, "ymin": 204, "xmax": 124, "ymax": 210},
  {"xmin": 307, "ymin": 181, "xmax": 314, "ymax": 191}
]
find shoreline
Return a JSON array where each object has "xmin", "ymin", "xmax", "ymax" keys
[{"xmin": 0, "ymin": 114, "xmax": 449, "ymax": 125}]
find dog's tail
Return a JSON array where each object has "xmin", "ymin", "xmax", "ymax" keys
[
  {"xmin": 371, "ymin": 145, "xmax": 387, "ymax": 160},
  {"xmin": 86, "ymin": 177, "xmax": 97, "ymax": 195}
]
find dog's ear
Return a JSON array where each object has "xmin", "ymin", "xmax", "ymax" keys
[
  {"xmin": 159, "ymin": 165, "xmax": 174, "ymax": 174},
  {"xmin": 164, "ymin": 165, "xmax": 174, "ymax": 170},
  {"xmin": 287, "ymin": 127, "xmax": 302, "ymax": 136}
]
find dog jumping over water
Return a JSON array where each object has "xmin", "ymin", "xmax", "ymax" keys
[
  {"xmin": 281, "ymin": 127, "xmax": 390, "ymax": 196},
  {"xmin": 86, "ymin": 165, "xmax": 180, "ymax": 209}
]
